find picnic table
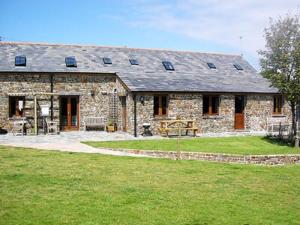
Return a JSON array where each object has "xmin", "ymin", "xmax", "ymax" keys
[{"xmin": 158, "ymin": 119, "xmax": 198, "ymax": 137}]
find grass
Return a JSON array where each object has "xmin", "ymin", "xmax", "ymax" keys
[
  {"xmin": 84, "ymin": 136, "xmax": 300, "ymax": 155},
  {"xmin": 1, "ymin": 145, "xmax": 300, "ymax": 225}
]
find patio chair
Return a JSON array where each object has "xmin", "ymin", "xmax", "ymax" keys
[
  {"xmin": 46, "ymin": 119, "xmax": 59, "ymax": 135},
  {"xmin": 11, "ymin": 120, "xmax": 25, "ymax": 135}
]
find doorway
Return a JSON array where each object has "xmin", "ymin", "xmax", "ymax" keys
[
  {"xmin": 120, "ymin": 96, "xmax": 127, "ymax": 132},
  {"xmin": 60, "ymin": 96, "xmax": 79, "ymax": 131},
  {"xmin": 234, "ymin": 95, "xmax": 245, "ymax": 130}
]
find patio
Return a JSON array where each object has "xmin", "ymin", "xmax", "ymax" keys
[
  {"xmin": 0, "ymin": 129, "xmax": 268, "ymax": 156},
  {"xmin": 0, "ymin": 131, "xmax": 163, "ymax": 157}
]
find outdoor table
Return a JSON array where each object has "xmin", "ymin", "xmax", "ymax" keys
[{"xmin": 158, "ymin": 119, "xmax": 198, "ymax": 137}]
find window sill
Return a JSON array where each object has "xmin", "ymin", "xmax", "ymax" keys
[
  {"xmin": 153, "ymin": 116, "xmax": 168, "ymax": 120},
  {"xmin": 202, "ymin": 115, "xmax": 223, "ymax": 119},
  {"xmin": 272, "ymin": 114, "xmax": 286, "ymax": 117}
]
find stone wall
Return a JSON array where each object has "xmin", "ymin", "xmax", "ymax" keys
[
  {"xmin": 126, "ymin": 93, "xmax": 291, "ymax": 136},
  {"xmin": 0, "ymin": 73, "xmax": 118, "ymax": 132},
  {"xmin": 53, "ymin": 73, "xmax": 117, "ymax": 130},
  {"xmin": 200, "ymin": 95, "xmax": 235, "ymax": 133},
  {"xmin": 103, "ymin": 148, "xmax": 300, "ymax": 165},
  {"xmin": 245, "ymin": 94, "xmax": 291, "ymax": 131},
  {"xmin": 0, "ymin": 72, "xmax": 292, "ymax": 135},
  {"xmin": 0, "ymin": 73, "xmax": 52, "ymax": 131}
]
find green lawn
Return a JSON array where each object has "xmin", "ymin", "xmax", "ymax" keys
[
  {"xmin": 84, "ymin": 136, "xmax": 300, "ymax": 155},
  {"xmin": 1, "ymin": 146, "xmax": 300, "ymax": 225}
]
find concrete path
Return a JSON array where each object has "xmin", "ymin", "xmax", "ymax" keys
[
  {"xmin": 0, "ymin": 131, "xmax": 162, "ymax": 157},
  {"xmin": 0, "ymin": 130, "xmax": 267, "ymax": 158}
]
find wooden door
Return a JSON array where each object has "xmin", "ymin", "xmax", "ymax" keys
[
  {"xmin": 234, "ymin": 95, "xmax": 245, "ymax": 130},
  {"xmin": 60, "ymin": 96, "xmax": 79, "ymax": 131},
  {"xmin": 121, "ymin": 97, "xmax": 127, "ymax": 132}
]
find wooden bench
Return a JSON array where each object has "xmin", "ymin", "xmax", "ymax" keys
[
  {"xmin": 84, "ymin": 117, "xmax": 106, "ymax": 131},
  {"xmin": 159, "ymin": 120, "xmax": 198, "ymax": 137}
]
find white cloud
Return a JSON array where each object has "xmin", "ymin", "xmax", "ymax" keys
[{"xmin": 121, "ymin": 0, "xmax": 300, "ymax": 68}]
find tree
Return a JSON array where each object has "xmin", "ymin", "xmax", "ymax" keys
[{"xmin": 259, "ymin": 14, "xmax": 300, "ymax": 146}]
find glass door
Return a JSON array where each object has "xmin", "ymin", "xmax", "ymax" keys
[{"xmin": 60, "ymin": 96, "xmax": 79, "ymax": 131}]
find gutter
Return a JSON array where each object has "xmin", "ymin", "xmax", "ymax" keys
[
  {"xmin": 133, "ymin": 92, "xmax": 137, "ymax": 137},
  {"xmin": 50, "ymin": 74, "xmax": 54, "ymax": 120}
]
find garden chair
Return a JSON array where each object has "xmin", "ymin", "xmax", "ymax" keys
[
  {"xmin": 46, "ymin": 119, "xmax": 59, "ymax": 135},
  {"xmin": 11, "ymin": 120, "xmax": 26, "ymax": 135}
]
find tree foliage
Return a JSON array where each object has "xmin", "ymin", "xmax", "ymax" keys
[{"xmin": 259, "ymin": 14, "xmax": 300, "ymax": 139}]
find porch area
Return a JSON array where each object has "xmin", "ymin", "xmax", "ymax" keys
[
  {"xmin": 4, "ymin": 89, "xmax": 121, "ymax": 135},
  {"xmin": 0, "ymin": 130, "xmax": 269, "ymax": 155},
  {"xmin": 0, "ymin": 131, "xmax": 163, "ymax": 156}
]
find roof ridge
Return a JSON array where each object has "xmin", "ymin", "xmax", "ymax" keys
[{"xmin": 0, "ymin": 41, "xmax": 242, "ymax": 57}]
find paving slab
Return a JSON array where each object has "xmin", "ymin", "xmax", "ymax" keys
[
  {"xmin": 0, "ymin": 130, "xmax": 267, "ymax": 158},
  {"xmin": 0, "ymin": 131, "xmax": 162, "ymax": 157}
]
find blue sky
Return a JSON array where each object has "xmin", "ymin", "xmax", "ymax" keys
[{"xmin": 0, "ymin": 0, "xmax": 299, "ymax": 69}]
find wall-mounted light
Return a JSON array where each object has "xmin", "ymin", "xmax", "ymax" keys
[
  {"xmin": 89, "ymin": 90, "xmax": 95, "ymax": 97},
  {"xmin": 139, "ymin": 96, "xmax": 145, "ymax": 105}
]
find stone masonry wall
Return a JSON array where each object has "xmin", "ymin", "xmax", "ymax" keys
[
  {"xmin": 126, "ymin": 93, "xmax": 292, "ymax": 136},
  {"xmin": 0, "ymin": 72, "xmax": 292, "ymax": 135},
  {"xmin": 0, "ymin": 73, "xmax": 52, "ymax": 131},
  {"xmin": 245, "ymin": 94, "xmax": 291, "ymax": 131},
  {"xmin": 104, "ymin": 148, "xmax": 300, "ymax": 166},
  {"xmin": 127, "ymin": 93, "xmax": 235, "ymax": 135},
  {"xmin": 0, "ymin": 73, "xmax": 117, "ymax": 132},
  {"xmin": 200, "ymin": 95, "xmax": 235, "ymax": 133},
  {"xmin": 53, "ymin": 73, "xmax": 116, "ymax": 130}
]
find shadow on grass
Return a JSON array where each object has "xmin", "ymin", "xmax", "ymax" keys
[{"xmin": 262, "ymin": 136, "xmax": 294, "ymax": 147}]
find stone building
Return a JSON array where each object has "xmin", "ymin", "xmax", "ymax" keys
[{"xmin": 0, "ymin": 42, "xmax": 291, "ymax": 136}]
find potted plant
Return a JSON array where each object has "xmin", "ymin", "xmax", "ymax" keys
[{"xmin": 106, "ymin": 119, "xmax": 116, "ymax": 132}]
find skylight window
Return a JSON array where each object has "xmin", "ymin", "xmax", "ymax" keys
[
  {"xmin": 65, "ymin": 57, "xmax": 77, "ymax": 67},
  {"xmin": 103, "ymin": 57, "xmax": 112, "ymax": 64},
  {"xmin": 162, "ymin": 61, "xmax": 174, "ymax": 71},
  {"xmin": 207, "ymin": 62, "xmax": 216, "ymax": 69},
  {"xmin": 129, "ymin": 59, "xmax": 139, "ymax": 65},
  {"xmin": 15, "ymin": 56, "xmax": 26, "ymax": 67},
  {"xmin": 233, "ymin": 64, "xmax": 243, "ymax": 70}
]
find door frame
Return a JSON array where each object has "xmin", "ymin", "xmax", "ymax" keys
[
  {"xmin": 234, "ymin": 95, "xmax": 245, "ymax": 130},
  {"xmin": 59, "ymin": 96, "xmax": 80, "ymax": 131}
]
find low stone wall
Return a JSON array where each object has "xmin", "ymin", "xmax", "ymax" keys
[{"xmin": 105, "ymin": 148, "xmax": 300, "ymax": 165}]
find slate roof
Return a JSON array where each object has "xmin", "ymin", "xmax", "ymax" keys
[{"xmin": 0, "ymin": 42, "xmax": 278, "ymax": 93}]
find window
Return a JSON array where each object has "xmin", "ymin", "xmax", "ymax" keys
[
  {"xmin": 273, "ymin": 95, "xmax": 283, "ymax": 114},
  {"xmin": 65, "ymin": 57, "xmax": 77, "ymax": 67},
  {"xmin": 162, "ymin": 61, "xmax": 174, "ymax": 71},
  {"xmin": 203, "ymin": 95, "xmax": 219, "ymax": 115},
  {"xmin": 154, "ymin": 95, "xmax": 168, "ymax": 116},
  {"xmin": 9, "ymin": 96, "xmax": 25, "ymax": 117},
  {"xmin": 233, "ymin": 64, "xmax": 243, "ymax": 70},
  {"xmin": 129, "ymin": 59, "xmax": 139, "ymax": 65},
  {"xmin": 15, "ymin": 56, "xmax": 26, "ymax": 66},
  {"xmin": 207, "ymin": 62, "xmax": 216, "ymax": 69},
  {"xmin": 103, "ymin": 57, "xmax": 112, "ymax": 64}
]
